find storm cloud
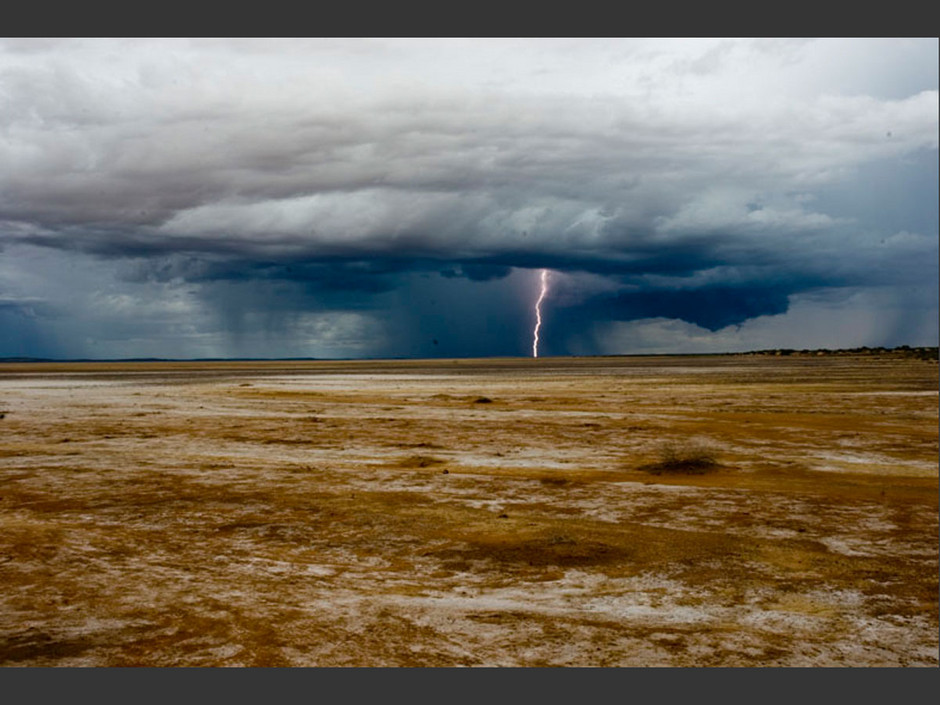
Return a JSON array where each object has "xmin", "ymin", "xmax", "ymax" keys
[{"xmin": 1, "ymin": 38, "xmax": 937, "ymax": 358}]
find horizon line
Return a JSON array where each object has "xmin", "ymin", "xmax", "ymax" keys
[{"xmin": 1, "ymin": 345, "xmax": 936, "ymax": 365}]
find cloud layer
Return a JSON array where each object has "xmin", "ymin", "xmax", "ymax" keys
[{"xmin": 1, "ymin": 38, "xmax": 937, "ymax": 358}]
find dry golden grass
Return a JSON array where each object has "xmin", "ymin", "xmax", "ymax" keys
[{"xmin": 0, "ymin": 354, "xmax": 936, "ymax": 666}]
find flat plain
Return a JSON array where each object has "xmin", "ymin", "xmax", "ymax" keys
[{"xmin": 0, "ymin": 353, "xmax": 937, "ymax": 666}]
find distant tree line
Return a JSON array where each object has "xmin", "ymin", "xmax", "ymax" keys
[{"xmin": 740, "ymin": 345, "xmax": 938, "ymax": 361}]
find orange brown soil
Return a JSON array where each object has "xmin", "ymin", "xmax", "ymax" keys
[{"xmin": 0, "ymin": 354, "xmax": 936, "ymax": 666}]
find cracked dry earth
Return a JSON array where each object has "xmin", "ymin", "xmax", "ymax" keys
[{"xmin": 0, "ymin": 355, "xmax": 937, "ymax": 667}]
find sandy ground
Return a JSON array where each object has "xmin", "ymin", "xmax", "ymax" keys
[{"xmin": 0, "ymin": 354, "xmax": 936, "ymax": 666}]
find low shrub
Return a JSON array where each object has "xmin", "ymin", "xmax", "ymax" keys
[
  {"xmin": 642, "ymin": 440, "xmax": 719, "ymax": 475},
  {"xmin": 399, "ymin": 454, "xmax": 446, "ymax": 468}
]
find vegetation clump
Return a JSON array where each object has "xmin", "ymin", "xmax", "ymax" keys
[
  {"xmin": 641, "ymin": 440, "xmax": 719, "ymax": 475},
  {"xmin": 399, "ymin": 454, "xmax": 446, "ymax": 468}
]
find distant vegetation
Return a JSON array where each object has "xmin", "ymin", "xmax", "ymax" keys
[{"xmin": 738, "ymin": 345, "xmax": 938, "ymax": 361}]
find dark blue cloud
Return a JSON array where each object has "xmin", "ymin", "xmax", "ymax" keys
[{"xmin": 555, "ymin": 284, "xmax": 793, "ymax": 333}]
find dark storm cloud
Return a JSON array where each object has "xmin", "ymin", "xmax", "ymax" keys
[
  {"xmin": 441, "ymin": 264, "xmax": 513, "ymax": 282},
  {"xmin": 555, "ymin": 284, "xmax": 793, "ymax": 333},
  {"xmin": 1, "ymin": 39, "xmax": 937, "ymax": 358}
]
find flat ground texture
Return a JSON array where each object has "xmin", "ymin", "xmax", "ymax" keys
[{"xmin": 0, "ymin": 354, "xmax": 937, "ymax": 666}]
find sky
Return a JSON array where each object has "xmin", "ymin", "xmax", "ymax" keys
[{"xmin": 0, "ymin": 38, "xmax": 937, "ymax": 359}]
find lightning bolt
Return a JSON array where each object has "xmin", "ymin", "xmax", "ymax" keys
[{"xmin": 532, "ymin": 268, "xmax": 549, "ymax": 358}]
